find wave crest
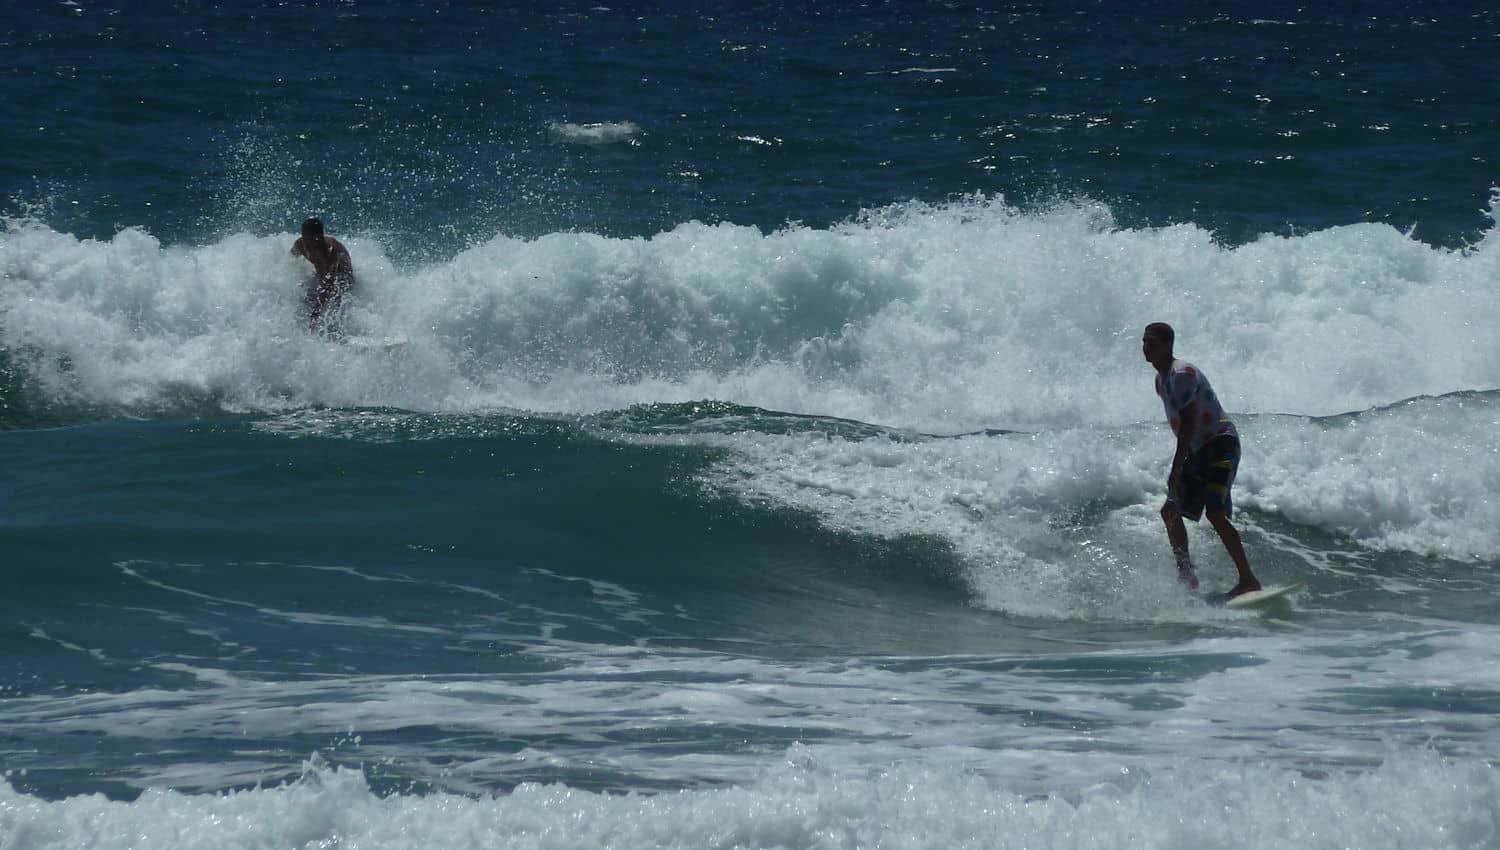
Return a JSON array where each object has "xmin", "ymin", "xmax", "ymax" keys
[{"xmin": 2, "ymin": 196, "xmax": 1497, "ymax": 430}]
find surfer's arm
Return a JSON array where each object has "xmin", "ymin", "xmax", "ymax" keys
[{"xmin": 1169, "ymin": 400, "xmax": 1198, "ymax": 488}]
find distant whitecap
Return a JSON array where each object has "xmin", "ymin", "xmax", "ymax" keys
[{"xmin": 549, "ymin": 121, "xmax": 641, "ymax": 145}]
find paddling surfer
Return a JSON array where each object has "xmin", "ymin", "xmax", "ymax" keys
[
  {"xmin": 1142, "ymin": 322, "xmax": 1261, "ymax": 599},
  {"xmin": 290, "ymin": 217, "xmax": 354, "ymax": 336}
]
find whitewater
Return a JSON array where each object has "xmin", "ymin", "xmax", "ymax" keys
[{"xmin": 5, "ymin": 194, "xmax": 1498, "ymax": 426}]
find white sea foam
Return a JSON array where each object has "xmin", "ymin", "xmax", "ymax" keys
[
  {"xmin": 10, "ymin": 616, "xmax": 1497, "ymax": 796},
  {"xmin": 0, "ymin": 747, "xmax": 1493, "ymax": 850},
  {"xmin": 548, "ymin": 120, "xmax": 641, "ymax": 144},
  {"xmin": 4, "ymin": 195, "xmax": 1496, "ymax": 429}
]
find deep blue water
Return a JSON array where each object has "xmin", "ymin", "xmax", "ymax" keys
[
  {"xmin": 6, "ymin": 1, "xmax": 1497, "ymax": 254},
  {"xmin": 2, "ymin": 3, "xmax": 1499, "ymax": 848}
]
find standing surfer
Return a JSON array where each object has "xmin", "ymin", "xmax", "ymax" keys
[
  {"xmin": 1142, "ymin": 322, "xmax": 1262, "ymax": 600},
  {"xmin": 290, "ymin": 217, "xmax": 354, "ymax": 336}
]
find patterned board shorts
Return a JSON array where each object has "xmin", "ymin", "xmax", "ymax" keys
[{"xmin": 1171, "ymin": 434, "xmax": 1239, "ymax": 521}]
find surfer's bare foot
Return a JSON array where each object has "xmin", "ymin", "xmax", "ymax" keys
[
  {"xmin": 1177, "ymin": 564, "xmax": 1199, "ymax": 590},
  {"xmin": 1225, "ymin": 579, "xmax": 1262, "ymax": 600}
]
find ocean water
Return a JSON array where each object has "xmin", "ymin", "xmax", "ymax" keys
[{"xmin": 3, "ymin": 2, "xmax": 1499, "ymax": 848}]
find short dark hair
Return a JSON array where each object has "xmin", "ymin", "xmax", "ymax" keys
[
  {"xmin": 301, "ymin": 217, "xmax": 325, "ymax": 238},
  {"xmin": 1144, "ymin": 322, "xmax": 1174, "ymax": 347}
]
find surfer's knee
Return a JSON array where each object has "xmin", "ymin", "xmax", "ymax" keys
[{"xmin": 1160, "ymin": 501, "xmax": 1180, "ymax": 524}]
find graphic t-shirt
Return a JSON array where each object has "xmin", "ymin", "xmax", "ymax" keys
[{"xmin": 1155, "ymin": 359, "xmax": 1237, "ymax": 455}]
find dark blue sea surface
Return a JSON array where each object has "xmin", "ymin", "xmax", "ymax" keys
[
  {"xmin": 2, "ymin": 3, "xmax": 1499, "ymax": 848},
  {"xmin": 5, "ymin": 1, "xmax": 1497, "ymax": 253}
]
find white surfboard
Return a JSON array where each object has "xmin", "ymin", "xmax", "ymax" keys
[
  {"xmin": 1220, "ymin": 582, "xmax": 1306, "ymax": 609},
  {"xmin": 344, "ymin": 335, "xmax": 409, "ymax": 352}
]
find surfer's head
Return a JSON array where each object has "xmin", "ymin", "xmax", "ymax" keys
[
  {"xmin": 1142, "ymin": 322, "xmax": 1174, "ymax": 367},
  {"xmin": 301, "ymin": 218, "xmax": 325, "ymax": 240},
  {"xmin": 1143, "ymin": 322, "xmax": 1174, "ymax": 347}
]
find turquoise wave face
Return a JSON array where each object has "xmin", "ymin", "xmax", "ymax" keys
[
  {"xmin": 0, "ymin": 412, "xmax": 978, "ymax": 676},
  {"xmin": 5, "ymin": 396, "xmax": 1496, "ymax": 665}
]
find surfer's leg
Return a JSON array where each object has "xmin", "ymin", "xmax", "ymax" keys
[
  {"xmin": 306, "ymin": 275, "xmax": 352, "ymax": 338},
  {"xmin": 1200, "ymin": 435, "xmax": 1257, "ymax": 595},
  {"xmin": 1161, "ymin": 500, "xmax": 1197, "ymax": 588},
  {"xmin": 1206, "ymin": 508, "xmax": 1259, "ymax": 595},
  {"xmin": 319, "ymin": 273, "xmax": 353, "ymax": 339}
]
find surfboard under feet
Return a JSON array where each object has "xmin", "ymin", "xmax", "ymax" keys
[
  {"xmin": 343, "ymin": 335, "xmax": 409, "ymax": 352},
  {"xmin": 1212, "ymin": 581, "xmax": 1307, "ymax": 609}
]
